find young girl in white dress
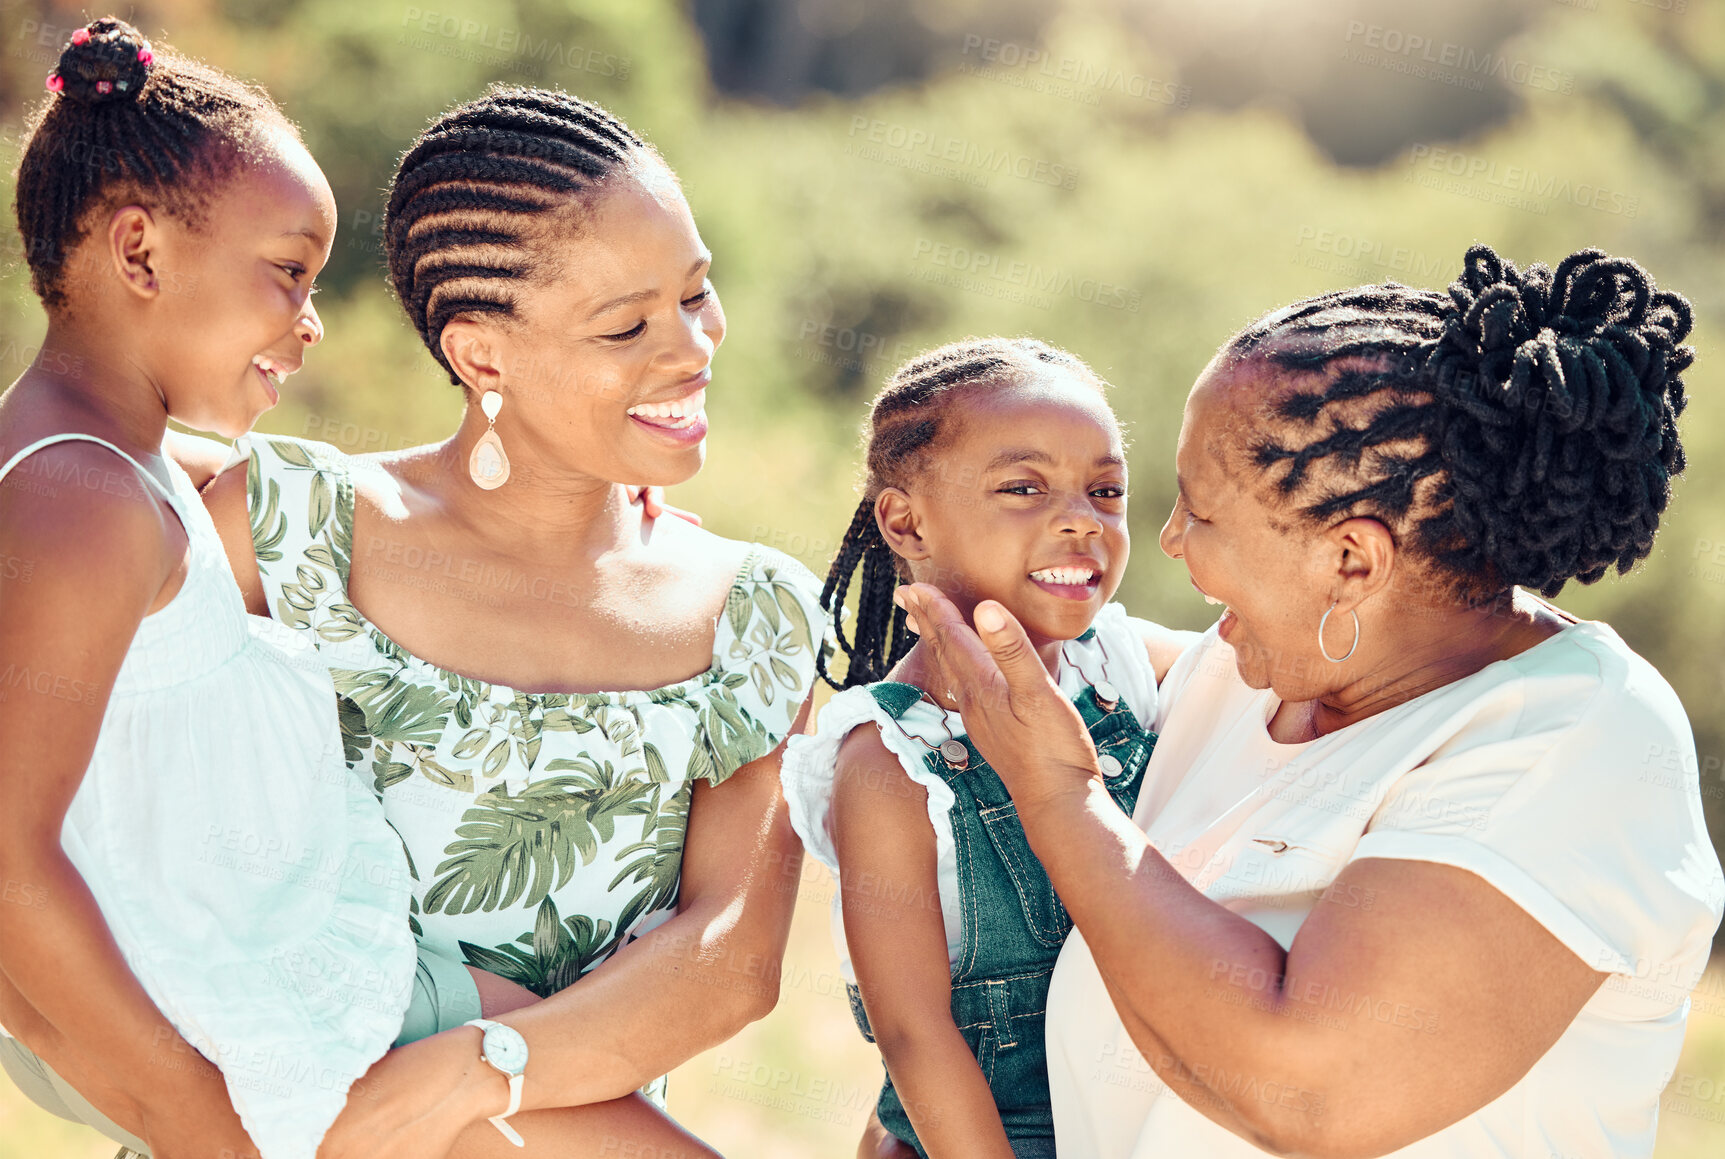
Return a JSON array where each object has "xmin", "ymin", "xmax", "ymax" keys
[{"xmin": 0, "ymin": 19, "xmax": 414, "ymax": 1159}]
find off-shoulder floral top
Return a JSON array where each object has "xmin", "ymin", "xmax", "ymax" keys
[{"xmin": 238, "ymin": 434, "xmax": 824, "ymax": 999}]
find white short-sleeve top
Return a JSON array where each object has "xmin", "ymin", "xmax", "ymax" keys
[
  {"xmin": 1046, "ymin": 614, "xmax": 1725, "ymax": 1159},
  {"xmin": 782, "ymin": 603, "xmax": 1173, "ymax": 980}
]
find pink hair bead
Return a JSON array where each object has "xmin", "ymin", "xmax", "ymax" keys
[
  {"xmin": 96, "ymin": 79, "xmax": 112, "ymax": 94},
  {"xmin": 45, "ymin": 73, "xmax": 63, "ymax": 93},
  {"xmin": 70, "ymin": 27, "xmax": 89, "ymax": 45},
  {"xmin": 137, "ymin": 48, "xmax": 153, "ymax": 64}
]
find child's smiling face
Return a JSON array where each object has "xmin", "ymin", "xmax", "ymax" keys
[
  {"xmin": 877, "ymin": 373, "xmax": 1129, "ymax": 647},
  {"xmin": 121, "ymin": 124, "xmax": 334, "ymax": 438}
]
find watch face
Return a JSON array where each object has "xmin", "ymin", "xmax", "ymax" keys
[{"xmin": 481, "ymin": 1023, "xmax": 529, "ymax": 1076}]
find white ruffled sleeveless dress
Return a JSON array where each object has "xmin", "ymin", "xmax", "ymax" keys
[{"xmin": 0, "ymin": 434, "xmax": 416, "ymax": 1159}]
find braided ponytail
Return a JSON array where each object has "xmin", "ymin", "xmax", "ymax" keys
[
  {"xmin": 818, "ymin": 337, "xmax": 1111, "ymax": 688},
  {"xmin": 815, "ymin": 498, "xmax": 913, "ymax": 689}
]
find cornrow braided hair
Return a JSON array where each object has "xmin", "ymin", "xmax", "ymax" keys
[
  {"xmin": 817, "ymin": 336, "xmax": 1111, "ymax": 689},
  {"xmin": 1227, "ymin": 243, "xmax": 1693, "ymax": 601},
  {"xmin": 15, "ymin": 16, "xmax": 290, "ymax": 309},
  {"xmin": 383, "ymin": 86, "xmax": 652, "ymax": 384}
]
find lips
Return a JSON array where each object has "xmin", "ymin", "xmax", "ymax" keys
[
  {"xmin": 625, "ymin": 382, "xmax": 709, "ymax": 447},
  {"xmin": 626, "ymin": 387, "xmax": 705, "ymax": 429},
  {"xmin": 1190, "ymin": 578, "xmax": 1227, "ymax": 607},
  {"xmin": 1029, "ymin": 563, "xmax": 1101, "ymax": 601},
  {"xmin": 252, "ymin": 353, "xmax": 295, "ymax": 385},
  {"xmin": 1191, "ymin": 579, "xmax": 1238, "ymax": 639},
  {"xmin": 1030, "ymin": 566, "xmax": 1098, "ymax": 586},
  {"xmin": 251, "ymin": 354, "xmax": 295, "ymax": 406}
]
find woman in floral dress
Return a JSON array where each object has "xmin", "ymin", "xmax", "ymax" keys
[{"xmin": 180, "ymin": 88, "xmax": 823, "ymax": 1158}]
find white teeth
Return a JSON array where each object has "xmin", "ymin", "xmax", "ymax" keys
[
  {"xmin": 1203, "ymin": 594, "xmax": 1223, "ymax": 606},
  {"xmin": 627, "ymin": 389, "xmax": 707, "ymax": 424},
  {"xmin": 252, "ymin": 355, "xmax": 286, "ymax": 386},
  {"xmin": 1030, "ymin": 567, "xmax": 1097, "ymax": 586}
]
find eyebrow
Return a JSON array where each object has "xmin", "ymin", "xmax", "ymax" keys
[
  {"xmin": 586, "ymin": 254, "xmax": 712, "ymax": 320},
  {"xmin": 987, "ymin": 447, "xmax": 1126, "ymax": 471},
  {"xmin": 279, "ymin": 227, "xmax": 326, "ymax": 243}
]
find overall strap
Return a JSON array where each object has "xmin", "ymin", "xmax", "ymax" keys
[
  {"xmin": 0, "ymin": 433, "xmax": 178, "ymax": 505},
  {"xmin": 866, "ymin": 681, "xmax": 925, "ymax": 719}
]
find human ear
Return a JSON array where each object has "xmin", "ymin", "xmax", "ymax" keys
[
  {"xmin": 875, "ymin": 488, "xmax": 930, "ymax": 562},
  {"xmin": 107, "ymin": 205, "xmax": 159, "ymax": 299},
  {"xmin": 440, "ymin": 319, "xmax": 508, "ymax": 394},
  {"xmin": 1328, "ymin": 516, "xmax": 1397, "ymax": 608}
]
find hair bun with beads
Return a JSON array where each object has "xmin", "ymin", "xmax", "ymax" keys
[{"xmin": 50, "ymin": 17, "xmax": 153, "ymax": 106}]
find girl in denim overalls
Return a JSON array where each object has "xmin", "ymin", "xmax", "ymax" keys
[{"xmin": 783, "ymin": 338, "xmax": 1187, "ymax": 1158}]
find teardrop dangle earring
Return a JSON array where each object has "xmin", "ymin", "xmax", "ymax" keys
[{"xmin": 468, "ymin": 390, "xmax": 510, "ymax": 490}]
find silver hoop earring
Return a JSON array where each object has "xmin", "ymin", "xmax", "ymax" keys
[{"xmin": 1318, "ymin": 602, "xmax": 1359, "ymax": 663}]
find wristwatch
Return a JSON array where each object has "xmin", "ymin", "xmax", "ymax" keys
[{"xmin": 464, "ymin": 1018, "xmax": 528, "ymax": 1147}]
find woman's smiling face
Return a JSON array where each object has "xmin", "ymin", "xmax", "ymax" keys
[
  {"xmin": 462, "ymin": 162, "xmax": 725, "ymax": 488},
  {"xmin": 1159, "ymin": 359, "xmax": 1343, "ymax": 697}
]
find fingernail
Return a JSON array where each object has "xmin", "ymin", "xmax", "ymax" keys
[
  {"xmin": 892, "ymin": 588, "xmax": 908, "ymax": 610},
  {"xmin": 975, "ymin": 603, "xmax": 1006, "ymax": 632}
]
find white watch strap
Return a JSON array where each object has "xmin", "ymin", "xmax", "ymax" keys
[
  {"xmin": 464, "ymin": 1019, "xmax": 526, "ymax": 1148},
  {"xmin": 489, "ymin": 1076, "xmax": 524, "ymax": 1149}
]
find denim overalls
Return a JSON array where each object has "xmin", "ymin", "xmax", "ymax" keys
[{"xmin": 848, "ymin": 673, "xmax": 1157, "ymax": 1158}]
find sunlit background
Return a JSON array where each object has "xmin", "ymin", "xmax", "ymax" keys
[{"xmin": 3, "ymin": 0, "xmax": 1724, "ymax": 1155}]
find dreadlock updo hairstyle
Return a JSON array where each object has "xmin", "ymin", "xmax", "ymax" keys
[
  {"xmin": 1226, "ymin": 244, "xmax": 1692, "ymax": 602},
  {"xmin": 817, "ymin": 337, "xmax": 1113, "ymax": 689},
  {"xmin": 384, "ymin": 86, "xmax": 655, "ymax": 385},
  {"xmin": 15, "ymin": 16, "xmax": 293, "ymax": 309}
]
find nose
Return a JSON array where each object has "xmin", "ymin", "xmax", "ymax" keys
[
  {"xmin": 295, "ymin": 296, "xmax": 324, "ymax": 347},
  {"xmin": 1159, "ymin": 504, "xmax": 1184, "ymax": 560},
  {"xmin": 664, "ymin": 291, "xmax": 723, "ymax": 376},
  {"xmin": 1055, "ymin": 491, "xmax": 1103, "ymax": 537}
]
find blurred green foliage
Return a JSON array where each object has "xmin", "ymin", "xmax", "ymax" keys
[
  {"xmin": 2, "ymin": 0, "xmax": 1721, "ymax": 922},
  {"xmin": 4, "ymin": 2, "xmax": 1725, "ymax": 1154}
]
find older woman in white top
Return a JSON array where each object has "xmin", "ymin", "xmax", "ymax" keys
[{"xmin": 891, "ymin": 244, "xmax": 1725, "ymax": 1158}]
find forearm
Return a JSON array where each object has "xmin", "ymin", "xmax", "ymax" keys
[
  {"xmin": 499, "ymin": 893, "xmax": 786, "ymax": 1107},
  {"xmin": 492, "ymin": 757, "xmax": 805, "ymax": 1109},
  {"xmin": 898, "ymin": 588, "xmax": 1598, "ymax": 1156},
  {"xmin": 874, "ymin": 1022, "xmax": 1015, "ymax": 1159},
  {"xmin": 0, "ymin": 847, "xmax": 232, "ymax": 1107},
  {"xmin": 1018, "ymin": 782, "xmax": 1327, "ymax": 1146}
]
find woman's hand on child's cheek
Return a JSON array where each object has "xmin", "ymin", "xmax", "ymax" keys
[
  {"xmin": 627, "ymin": 485, "xmax": 702, "ymax": 526},
  {"xmin": 318, "ymin": 1030, "xmax": 498, "ymax": 1159},
  {"xmin": 893, "ymin": 584, "xmax": 1100, "ymax": 808}
]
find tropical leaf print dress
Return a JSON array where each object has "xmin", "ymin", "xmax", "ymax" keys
[{"xmin": 238, "ymin": 434, "xmax": 823, "ymax": 1026}]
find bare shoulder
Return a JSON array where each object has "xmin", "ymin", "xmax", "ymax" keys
[
  {"xmin": 835, "ymin": 719, "xmax": 901, "ymax": 778},
  {"xmin": 641, "ymin": 510, "xmax": 762, "ymax": 595},
  {"xmin": 832, "ymin": 718, "xmax": 927, "ymax": 831},
  {"xmin": 0, "ymin": 441, "xmax": 175, "ymax": 601},
  {"xmin": 343, "ymin": 443, "xmax": 478, "ymax": 531}
]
